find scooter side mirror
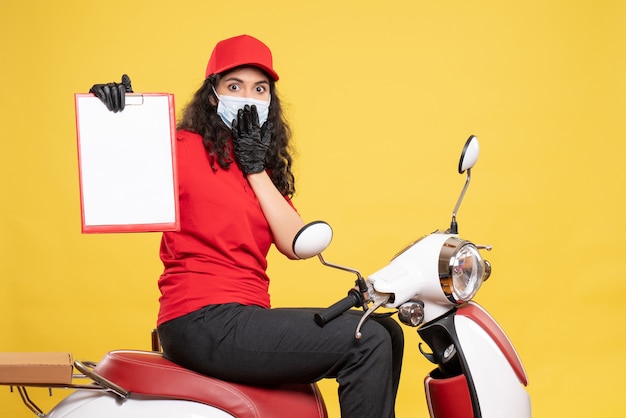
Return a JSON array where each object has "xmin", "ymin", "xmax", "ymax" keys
[
  {"xmin": 292, "ymin": 221, "xmax": 333, "ymax": 259},
  {"xmin": 458, "ymin": 135, "xmax": 480, "ymax": 174},
  {"xmin": 450, "ymin": 135, "xmax": 480, "ymax": 234}
]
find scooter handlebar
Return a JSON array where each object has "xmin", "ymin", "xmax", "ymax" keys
[{"xmin": 314, "ymin": 289, "xmax": 363, "ymax": 327}]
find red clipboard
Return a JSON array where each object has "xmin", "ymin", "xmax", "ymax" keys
[{"xmin": 74, "ymin": 93, "xmax": 179, "ymax": 233}]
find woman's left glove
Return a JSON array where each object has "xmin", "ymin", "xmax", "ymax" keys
[
  {"xmin": 231, "ymin": 105, "xmax": 272, "ymax": 174},
  {"xmin": 89, "ymin": 74, "xmax": 133, "ymax": 112}
]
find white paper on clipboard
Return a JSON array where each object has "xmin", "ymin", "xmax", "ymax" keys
[{"xmin": 75, "ymin": 93, "xmax": 179, "ymax": 233}]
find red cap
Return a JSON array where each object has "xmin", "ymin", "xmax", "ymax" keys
[{"xmin": 205, "ymin": 34, "xmax": 279, "ymax": 81}]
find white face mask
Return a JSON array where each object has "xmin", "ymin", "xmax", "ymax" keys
[{"xmin": 212, "ymin": 86, "xmax": 270, "ymax": 128}]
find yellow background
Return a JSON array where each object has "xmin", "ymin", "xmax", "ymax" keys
[{"xmin": 1, "ymin": 0, "xmax": 625, "ymax": 416}]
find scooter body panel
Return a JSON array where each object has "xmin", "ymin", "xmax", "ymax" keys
[
  {"xmin": 456, "ymin": 302, "xmax": 527, "ymax": 386},
  {"xmin": 420, "ymin": 302, "xmax": 530, "ymax": 418},
  {"xmin": 46, "ymin": 391, "xmax": 233, "ymax": 418},
  {"xmin": 453, "ymin": 306, "xmax": 531, "ymax": 417},
  {"xmin": 424, "ymin": 373, "xmax": 474, "ymax": 418},
  {"xmin": 368, "ymin": 232, "xmax": 456, "ymax": 321}
]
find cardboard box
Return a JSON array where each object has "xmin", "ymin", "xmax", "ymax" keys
[{"xmin": 0, "ymin": 352, "xmax": 73, "ymax": 385}]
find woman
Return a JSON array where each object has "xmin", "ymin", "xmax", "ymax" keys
[{"xmin": 91, "ymin": 34, "xmax": 403, "ymax": 418}]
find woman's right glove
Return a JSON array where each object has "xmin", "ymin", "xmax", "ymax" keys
[
  {"xmin": 231, "ymin": 105, "xmax": 272, "ymax": 174},
  {"xmin": 89, "ymin": 74, "xmax": 133, "ymax": 112}
]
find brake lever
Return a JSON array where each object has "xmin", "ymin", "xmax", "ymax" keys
[{"xmin": 354, "ymin": 295, "xmax": 390, "ymax": 339}]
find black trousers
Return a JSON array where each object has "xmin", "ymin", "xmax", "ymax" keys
[{"xmin": 158, "ymin": 303, "xmax": 404, "ymax": 418}]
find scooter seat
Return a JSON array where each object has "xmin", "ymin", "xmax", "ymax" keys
[{"xmin": 94, "ymin": 350, "xmax": 328, "ymax": 418}]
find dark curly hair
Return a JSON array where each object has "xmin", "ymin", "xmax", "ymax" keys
[{"xmin": 176, "ymin": 68, "xmax": 295, "ymax": 197}]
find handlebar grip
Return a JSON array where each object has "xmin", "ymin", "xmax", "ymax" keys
[{"xmin": 314, "ymin": 290, "xmax": 362, "ymax": 327}]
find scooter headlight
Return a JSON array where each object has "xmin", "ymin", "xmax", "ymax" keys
[{"xmin": 439, "ymin": 238, "xmax": 486, "ymax": 303}]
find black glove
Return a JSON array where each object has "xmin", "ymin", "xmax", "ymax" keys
[
  {"xmin": 231, "ymin": 105, "xmax": 272, "ymax": 174},
  {"xmin": 89, "ymin": 74, "xmax": 133, "ymax": 112}
]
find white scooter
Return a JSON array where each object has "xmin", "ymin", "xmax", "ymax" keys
[
  {"xmin": 306, "ymin": 135, "xmax": 531, "ymax": 417},
  {"xmin": 2, "ymin": 135, "xmax": 530, "ymax": 417}
]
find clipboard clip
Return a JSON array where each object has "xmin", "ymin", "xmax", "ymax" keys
[{"xmin": 125, "ymin": 94, "xmax": 145, "ymax": 106}]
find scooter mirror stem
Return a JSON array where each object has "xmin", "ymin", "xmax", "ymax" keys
[
  {"xmin": 449, "ymin": 218, "xmax": 459, "ymax": 235},
  {"xmin": 450, "ymin": 168, "xmax": 472, "ymax": 234},
  {"xmin": 317, "ymin": 253, "xmax": 364, "ymax": 281},
  {"xmin": 317, "ymin": 254, "xmax": 370, "ymax": 311}
]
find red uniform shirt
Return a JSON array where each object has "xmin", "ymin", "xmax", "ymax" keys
[{"xmin": 157, "ymin": 130, "xmax": 288, "ymax": 326}]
